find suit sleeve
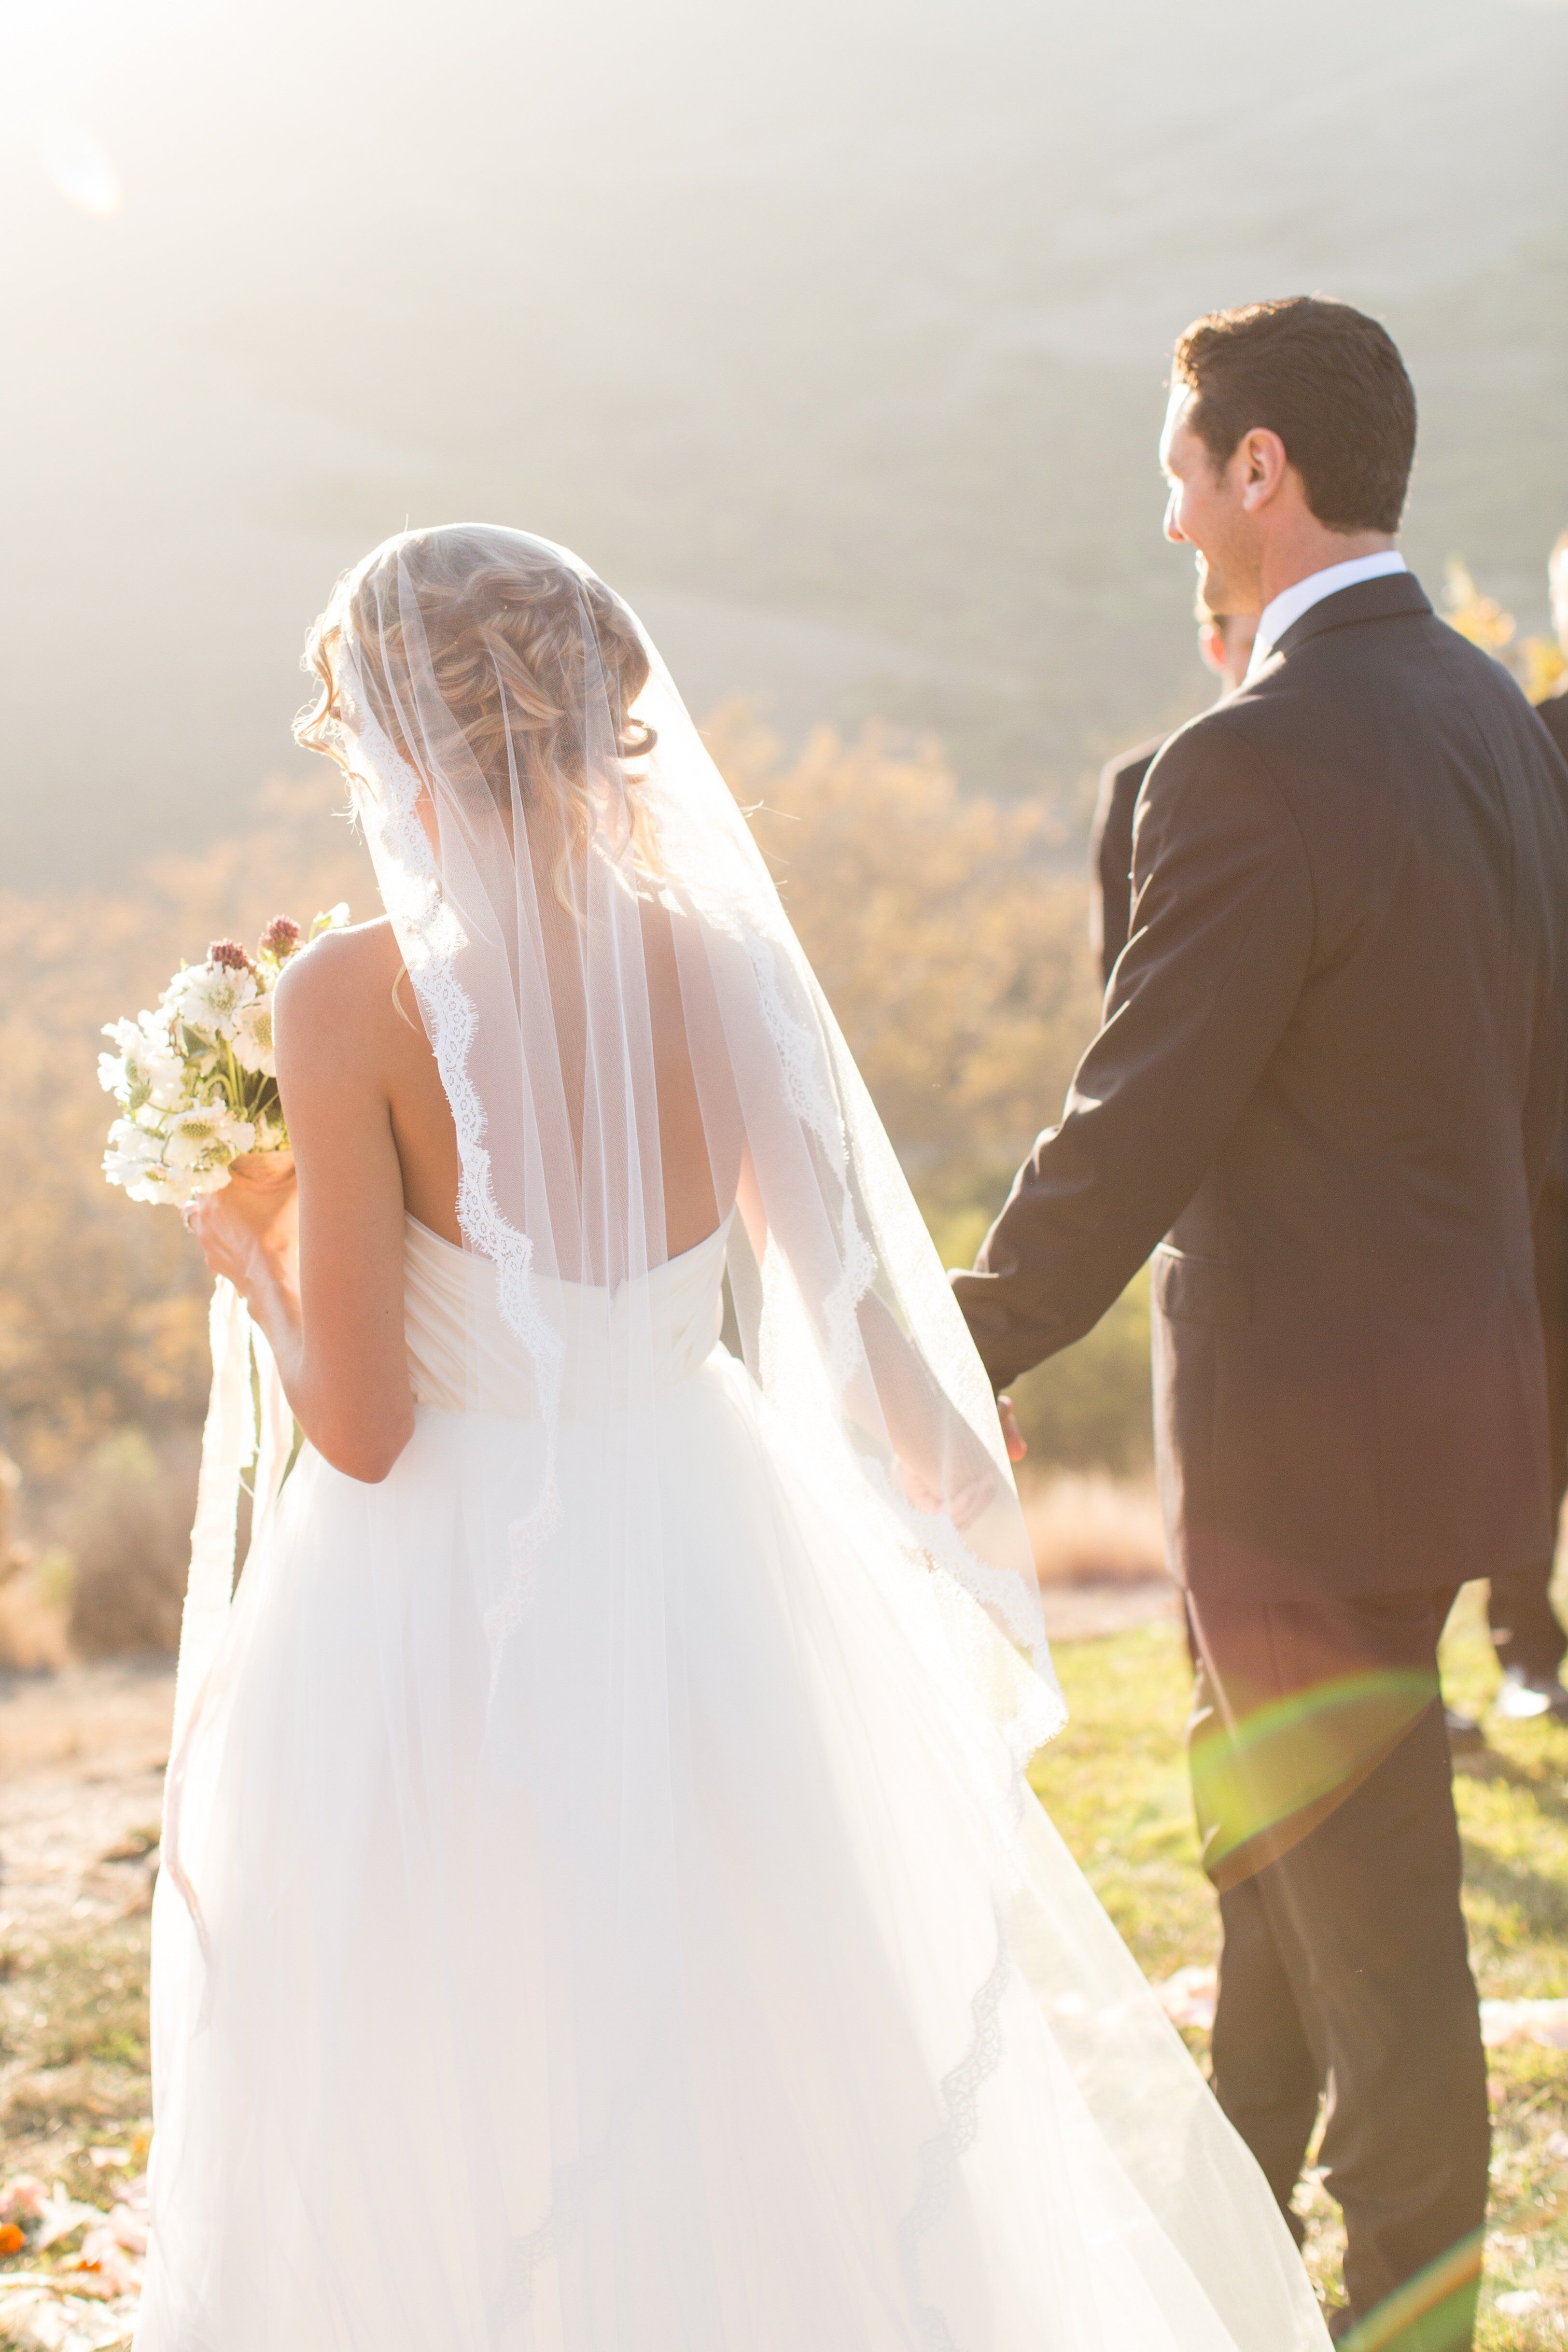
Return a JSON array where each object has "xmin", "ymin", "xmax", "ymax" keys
[{"xmin": 952, "ymin": 719, "xmax": 1314, "ymax": 1390}]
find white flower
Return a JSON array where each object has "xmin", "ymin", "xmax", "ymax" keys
[
  {"xmin": 166, "ymin": 958, "xmax": 258, "ymax": 1043},
  {"xmin": 103, "ymin": 1118, "xmax": 186, "ymax": 1205},
  {"xmin": 140, "ymin": 1170, "xmax": 199, "ymax": 1205},
  {"xmin": 103, "ymin": 1116, "xmax": 162, "ymax": 1177},
  {"xmin": 98, "ymin": 1014, "xmax": 187, "ymax": 1112},
  {"xmin": 310, "ymin": 901, "xmax": 350, "ymax": 937},
  {"xmin": 98, "ymin": 1017, "xmax": 140, "ymax": 1095},
  {"xmin": 105, "ymin": 1114, "xmax": 159, "ymax": 1154},
  {"xmin": 137, "ymin": 1160, "xmax": 229, "ymax": 1206},
  {"xmin": 77, "ymin": 2215, "xmax": 145, "ymax": 2294},
  {"xmin": 137, "ymin": 1014, "xmax": 188, "ymax": 1108},
  {"xmin": 163, "ymin": 1101, "xmax": 254, "ymax": 1172},
  {"xmin": 230, "ymin": 994, "xmax": 276, "ymax": 1076},
  {"xmin": 31, "ymin": 2180, "xmax": 100, "ymax": 2250}
]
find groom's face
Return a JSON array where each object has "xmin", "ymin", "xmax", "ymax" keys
[{"xmin": 1160, "ymin": 389, "xmax": 1261, "ymax": 619}]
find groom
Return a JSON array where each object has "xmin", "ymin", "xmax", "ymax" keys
[{"xmin": 953, "ymin": 297, "xmax": 1568, "ymax": 2350}]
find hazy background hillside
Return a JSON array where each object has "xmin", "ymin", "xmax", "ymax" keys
[{"xmin": 3, "ymin": 0, "xmax": 1567, "ymax": 884}]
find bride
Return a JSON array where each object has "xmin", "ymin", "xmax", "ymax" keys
[{"xmin": 134, "ymin": 524, "xmax": 1329, "ymax": 2351}]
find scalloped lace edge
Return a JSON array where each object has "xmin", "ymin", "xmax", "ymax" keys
[
  {"xmin": 896, "ymin": 1907, "xmax": 1013, "ymax": 2350},
  {"xmin": 747, "ymin": 929, "xmax": 1063, "ymax": 1754}
]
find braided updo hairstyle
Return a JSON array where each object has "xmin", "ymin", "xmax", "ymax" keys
[{"xmin": 296, "ymin": 525, "xmax": 660, "ymax": 908}]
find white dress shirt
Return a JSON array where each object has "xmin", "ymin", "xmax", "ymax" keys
[{"xmin": 1246, "ymin": 550, "xmax": 1408, "ymax": 681}]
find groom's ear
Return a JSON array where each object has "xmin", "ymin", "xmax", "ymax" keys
[{"xmin": 1235, "ymin": 427, "xmax": 1291, "ymax": 513}]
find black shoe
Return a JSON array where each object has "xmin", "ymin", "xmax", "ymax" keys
[
  {"xmin": 1492, "ymin": 1665, "xmax": 1568, "ymax": 1724},
  {"xmin": 1444, "ymin": 1704, "xmax": 1485, "ymax": 1752}
]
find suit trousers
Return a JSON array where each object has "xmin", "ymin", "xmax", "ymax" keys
[{"xmin": 1185, "ymin": 1586, "xmax": 1490, "ymax": 2352}]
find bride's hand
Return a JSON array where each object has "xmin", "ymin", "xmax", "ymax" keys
[
  {"xmin": 182, "ymin": 1155, "xmax": 299, "ymax": 1299},
  {"xmin": 897, "ymin": 1458, "xmax": 997, "ymax": 1532}
]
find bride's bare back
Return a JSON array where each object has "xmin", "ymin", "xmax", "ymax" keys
[
  {"xmin": 196, "ymin": 887, "xmax": 728, "ymax": 1488},
  {"xmin": 323, "ymin": 905, "xmax": 728, "ymax": 1265}
]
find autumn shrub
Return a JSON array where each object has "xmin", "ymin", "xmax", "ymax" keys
[
  {"xmin": 58, "ymin": 1428, "xmax": 200, "ymax": 1658},
  {"xmin": 0, "ymin": 1551, "xmax": 73, "ymax": 1672},
  {"xmin": 1442, "ymin": 557, "xmax": 1566, "ymax": 703},
  {"xmin": 713, "ymin": 707, "xmax": 1101, "ymax": 1174}
]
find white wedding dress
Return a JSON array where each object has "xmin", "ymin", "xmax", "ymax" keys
[
  {"xmin": 138, "ymin": 1211, "xmax": 1324, "ymax": 2352},
  {"xmin": 134, "ymin": 527, "xmax": 1329, "ymax": 2351}
]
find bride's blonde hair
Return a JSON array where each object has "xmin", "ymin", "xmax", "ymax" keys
[{"xmin": 296, "ymin": 525, "xmax": 660, "ymax": 907}]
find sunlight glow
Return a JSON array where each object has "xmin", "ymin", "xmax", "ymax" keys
[{"xmin": 38, "ymin": 117, "xmax": 123, "ymax": 218}]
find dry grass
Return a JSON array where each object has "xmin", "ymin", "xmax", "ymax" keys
[
  {"xmin": 1021, "ymin": 1470, "xmax": 1168, "ymax": 1585},
  {"xmin": 1, "ymin": 1926, "xmax": 154, "ymax": 2152}
]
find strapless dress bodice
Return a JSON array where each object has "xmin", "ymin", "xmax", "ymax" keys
[{"xmin": 403, "ymin": 1211, "xmax": 730, "ymax": 1420}]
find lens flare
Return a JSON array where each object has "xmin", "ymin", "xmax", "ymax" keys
[
  {"xmin": 1335, "ymin": 2224, "xmax": 1484, "ymax": 2351},
  {"xmin": 38, "ymin": 118, "xmax": 123, "ymax": 220},
  {"xmin": 1190, "ymin": 1665, "xmax": 1439, "ymax": 1881}
]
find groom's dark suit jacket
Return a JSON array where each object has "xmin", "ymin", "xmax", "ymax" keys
[{"xmin": 955, "ymin": 574, "xmax": 1568, "ymax": 1601}]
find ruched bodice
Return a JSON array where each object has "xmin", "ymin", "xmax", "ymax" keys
[{"xmin": 403, "ymin": 1211, "xmax": 731, "ymax": 1419}]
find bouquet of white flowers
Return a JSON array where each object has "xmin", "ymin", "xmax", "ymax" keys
[
  {"xmin": 99, "ymin": 905, "xmax": 348, "ymax": 1205},
  {"xmin": 99, "ymin": 907, "xmax": 351, "ymax": 1853}
]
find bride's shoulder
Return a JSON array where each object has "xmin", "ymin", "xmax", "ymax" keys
[{"xmin": 273, "ymin": 917, "xmax": 402, "ymax": 1053}]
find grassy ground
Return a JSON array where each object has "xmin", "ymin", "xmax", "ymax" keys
[
  {"xmin": 0, "ymin": 1922, "xmax": 152, "ymax": 2172},
  {"xmin": 2, "ymin": 1588, "xmax": 1563, "ymax": 2345},
  {"xmin": 0, "ymin": 1916, "xmax": 151, "ymax": 2348},
  {"xmin": 1032, "ymin": 1583, "xmax": 1568, "ymax": 2348}
]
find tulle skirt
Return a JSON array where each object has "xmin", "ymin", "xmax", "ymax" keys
[{"xmin": 135, "ymin": 1345, "xmax": 1326, "ymax": 2351}]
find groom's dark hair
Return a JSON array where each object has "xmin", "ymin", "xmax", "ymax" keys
[{"xmin": 1172, "ymin": 297, "xmax": 1416, "ymax": 535}]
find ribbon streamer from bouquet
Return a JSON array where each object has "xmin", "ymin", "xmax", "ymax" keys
[{"xmin": 161, "ymin": 1274, "xmax": 292, "ymax": 1966}]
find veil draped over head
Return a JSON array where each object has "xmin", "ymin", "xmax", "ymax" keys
[
  {"xmin": 300, "ymin": 521, "xmax": 1061, "ymax": 1763},
  {"xmin": 175, "ymin": 523, "xmax": 1335, "ymax": 2352}
]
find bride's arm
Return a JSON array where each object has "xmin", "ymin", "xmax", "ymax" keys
[{"xmin": 184, "ymin": 931, "xmax": 416, "ymax": 1484}]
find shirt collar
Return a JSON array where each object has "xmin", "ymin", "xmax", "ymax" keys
[{"xmin": 1246, "ymin": 551, "xmax": 1408, "ymax": 681}]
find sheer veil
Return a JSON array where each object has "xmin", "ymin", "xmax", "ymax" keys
[
  {"xmin": 224, "ymin": 523, "xmax": 1331, "ymax": 2352},
  {"xmin": 301, "ymin": 522, "xmax": 1062, "ymax": 1764}
]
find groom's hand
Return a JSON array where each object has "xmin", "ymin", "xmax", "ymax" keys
[{"xmin": 997, "ymin": 1396, "xmax": 1026, "ymax": 1463}]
